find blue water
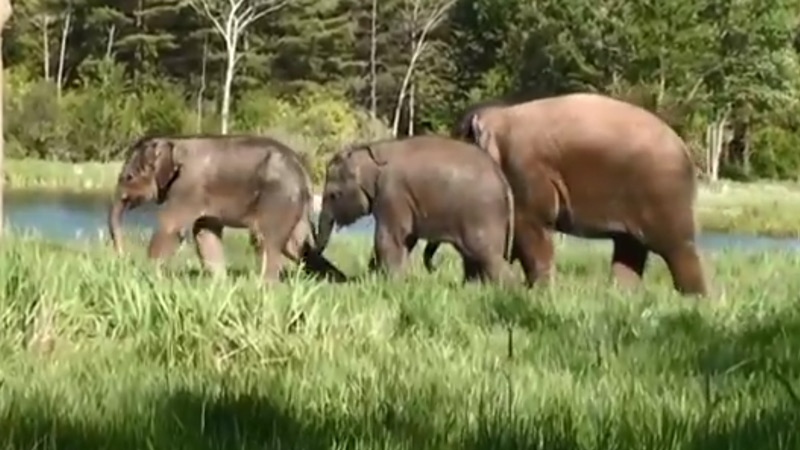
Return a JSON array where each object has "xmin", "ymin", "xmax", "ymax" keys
[
  {"xmin": 4, "ymin": 190, "xmax": 800, "ymax": 252},
  {"xmin": 2, "ymin": 190, "xmax": 374, "ymax": 241}
]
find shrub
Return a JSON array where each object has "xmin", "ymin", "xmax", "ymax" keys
[
  {"xmin": 747, "ymin": 125, "xmax": 800, "ymax": 181},
  {"xmin": 4, "ymin": 64, "xmax": 390, "ymax": 181},
  {"xmin": 231, "ymin": 85, "xmax": 391, "ymax": 182}
]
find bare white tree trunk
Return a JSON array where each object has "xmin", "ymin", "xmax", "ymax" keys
[
  {"xmin": 391, "ymin": 0, "xmax": 454, "ymax": 136},
  {"xmin": 196, "ymin": 36, "xmax": 208, "ymax": 132},
  {"xmin": 189, "ymin": 0, "xmax": 289, "ymax": 135},
  {"xmin": 705, "ymin": 109, "xmax": 730, "ymax": 182},
  {"xmin": 408, "ymin": 75, "xmax": 415, "ymax": 136},
  {"xmin": 369, "ymin": 0, "xmax": 377, "ymax": 121},
  {"xmin": 56, "ymin": 9, "xmax": 72, "ymax": 99},
  {"xmin": 0, "ymin": 0, "xmax": 13, "ymax": 239},
  {"xmin": 40, "ymin": 14, "xmax": 51, "ymax": 80},
  {"xmin": 220, "ymin": 40, "xmax": 236, "ymax": 133},
  {"xmin": 105, "ymin": 24, "xmax": 116, "ymax": 59}
]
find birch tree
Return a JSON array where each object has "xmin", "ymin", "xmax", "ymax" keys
[
  {"xmin": 188, "ymin": 0, "xmax": 289, "ymax": 134},
  {"xmin": 55, "ymin": 7, "xmax": 71, "ymax": 98},
  {"xmin": 369, "ymin": 0, "xmax": 377, "ymax": 120},
  {"xmin": 0, "ymin": 0, "xmax": 12, "ymax": 238},
  {"xmin": 391, "ymin": 0, "xmax": 454, "ymax": 136}
]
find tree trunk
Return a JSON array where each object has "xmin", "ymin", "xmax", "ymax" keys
[
  {"xmin": 705, "ymin": 113, "xmax": 729, "ymax": 182},
  {"xmin": 221, "ymin": 41, "xmax": 236, "ymax": 134},
  {"xmin": 42, "ymin": 15, "xmax": 50, "ymax": 80},
  {"xmin": 369, "ymin": 0, "xmax": 377, "ymax": 121},
  {"xmin": 408, "ymin": 79, "xmax": 415, "ymax": 136},
  {"xmin": 0, "ymin": 0, "xmax": 12, "ymax": 239},
  {"xmin": 105, "ymin": 24, "xmax": 116, "ymax": 59},
  {"xmin": 56, "ymin": 9, "xmax": 71, "ymax": 99},
  {"xmin": 197, "ymin": 36, "xmax": 208, "ymax": 132}
]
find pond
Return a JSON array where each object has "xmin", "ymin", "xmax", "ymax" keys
[{"xmin": 4, "ymin": 190, "xmax": 800, "ymax": 252}]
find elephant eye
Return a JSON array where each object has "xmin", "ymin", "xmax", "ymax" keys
[{"xmin": 326, "ymin": 191, "xmax": 340, "ymax": 201}]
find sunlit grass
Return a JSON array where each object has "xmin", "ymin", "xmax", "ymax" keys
[
  {"xmin": 4, "ymin": 158, "xmax": 123, "ymax": 193},
  {"xmin": 1, "ymin": 231, "xmax": 799, "ymax": 449},
  {"xmin": 696, "ymin": 179, "xmax": 800, "ymax": 237}
]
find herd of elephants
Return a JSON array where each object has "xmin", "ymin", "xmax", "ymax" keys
[{"xmin": 107, "ymin": 92, "xmax": 710, "ymax": 297}]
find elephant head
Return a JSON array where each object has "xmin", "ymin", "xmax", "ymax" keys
[
  {"xmin": 315, "ymin": 144, "xmax": 387, "ymax": 252},
  {"xmin": 470, "ymin": 113, "xmax": 502, "ymax": 163},
  {"xmin": 108, "ymin": 136, "xmax": 181, "ymax": 254},
  {"xmin": 453, "ymin": 101, "xmax": 507, "ymax": 164}
]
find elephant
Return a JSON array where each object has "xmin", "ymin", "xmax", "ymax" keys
[
  {"xmin": 315, "ymin": 134, "xmax": 515, "ymax": 283},
  {"xmin": 451, "ymin": 92, "xmax": 708, "ymax": 296},
  {"xmin": 107, "ymin": 133, "xmax": 347, "ymax": 283},
  {"xmin": 366, "ymin": 238, "xmax": 443, "ymax": 273}
]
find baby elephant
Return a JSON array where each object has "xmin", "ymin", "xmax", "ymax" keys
[{"xmin": 315, "ymin": 134, "xmax": 515, "ymax": 283}]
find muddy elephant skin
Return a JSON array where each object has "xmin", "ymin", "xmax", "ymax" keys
[
  {"xmin": 107, "ymin": 133, "xmax": 347, "ymax": 283},
  {"xmin": 316, "ymin": 134, "xmax": 515, "ymax": 283},
  {"xmin": 455, "ymin": 92, "xmax": 708, "ymax": 296}
]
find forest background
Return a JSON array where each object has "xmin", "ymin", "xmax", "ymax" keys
[{"xmin": 3, "ymin": 0, "xmax": 800, "ymax": 184}]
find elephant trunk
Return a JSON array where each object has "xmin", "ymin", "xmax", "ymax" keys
[
  {"xmin": 315, "ymin": 206, "xmax": 335, "ymax": 253},
  {"xmin": 108, "ymin": 188, "xmax": 129, "ymax": 255}
]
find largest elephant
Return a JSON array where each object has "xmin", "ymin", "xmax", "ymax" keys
[
  {"xmin": 107, "ymin": 133, "xmax": 347, "ymax": 283},
  {"xmin": 451, "ymin": 92, "xmax": 708, "ymax": 296}
]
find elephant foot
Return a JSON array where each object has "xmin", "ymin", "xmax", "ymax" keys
[{"xmin": 661, "ymin": 243, "xmax": 708, "ymax": 297}]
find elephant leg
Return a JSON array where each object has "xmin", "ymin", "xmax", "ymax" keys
[
  {"xmin": 482, "ymin": 255, "xmax": 516, "ymax": 285},
  {"xmin": 147, "ymin": 207, "xmax": 200, "ymax": 263},
  {"xmin": 423, "ymin": 241, "xmax": 441, "ymax": 272},
  {"xmin": 368, "ymin": 235, "xmax": 417, "ymax": 272},
  {"xmin": 250, "ymin": 223, "xmax": 293, "ymax": 285},
  {"xmin": 514, "ymin": 222, "xmax": 555, "ymax": 287},
  {"xmin": 610, "ymin": 233, "xmax": 649, "ymax": 289},
  {"xmin": 282, "ymin": 216, "xmax": 347, "ymax": 283},
  {"xmin": 251, "ymin": 233, "xmax": 286, "ymax": 284},
  {"xmin": 460, "ymin": 229, "xmax": 513, "ymax": 285},
  {"xmin": 192, "ymin": 217, "xmax": 226, "ymax": 276},
  {"xmin": 461, "ymin": 257, "xmax": 480, "ymax": 283},
  {"xmin": 659, "ymin": 242, "xmax": 708, "ymax": 296},
  {"xmin": 367, "ymin": 253, "xmax": 379, "ymax": 272},
  {"xmin": 373, "ymin": 222, "xmax": 410, "ymax": 277}
]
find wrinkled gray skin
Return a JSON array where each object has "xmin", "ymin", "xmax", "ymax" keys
[
  {"xmin": 107, "ymin": 134, "xmax": 347, "ymax": 283},
  {"xmin": 316, "ymin": 135, "xmax": 515, "ymax": 283}
]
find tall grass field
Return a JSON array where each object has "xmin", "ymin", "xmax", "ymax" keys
[{"xmin": 1, "ymin": 231, "xmax": 799, "ymax": 449}]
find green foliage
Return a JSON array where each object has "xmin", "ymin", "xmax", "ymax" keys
[
  {"xmin": 2, "ymin": 235, "xmax": 800, "ymax": 448},
  {"xmin": 231, "ymin": 85, "xmax": 390, "ymax": 182},
  {"xmin": 748, "ymin": 126, "xmax": 800, "ymax": 181},
  {"xmin": 4, "ymin": 0, "xmax": 800, "ymax": 179}
]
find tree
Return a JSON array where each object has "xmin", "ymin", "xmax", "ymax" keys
[
  {"xmin": 188, "ymin": 0, "xmax": 289, "ymax": 134},
  {"xmin": 0, "ymin": 0, "xmax": 12, "ymax": 238},
  {"xmin": 391, "ymin": 0, "xmax": 454, "ymax": 136}
]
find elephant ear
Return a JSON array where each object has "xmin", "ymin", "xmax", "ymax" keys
[
  {"xmin": 471, "ymin": 114, "xmax": 501, "ymax": 163},
  {"xmin": 343, "ymin": 144, "xmax": 384, "ymax": 199},
  {"xmin": 364, "ymin": 144, "xmax": 388, "ymax": 166},
  {"xmin": 148, "ymin": 138, "xmax": 180, "ymax": 190}
]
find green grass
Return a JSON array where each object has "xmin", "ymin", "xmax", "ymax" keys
[
  {"xmin": 4, "ymin": 158, "xmax": 123, "ymax": 193},
  {"xmin": 1, "ymin": 231, "xmax": 800, "ymax": 449},
  {"xmin": 6, "ymin": 157, "xmax": 800, "ymax": 238}
]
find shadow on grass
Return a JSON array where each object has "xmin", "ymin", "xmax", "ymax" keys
[{"xmin": 2, "ymin": 386, "xmax": 799, "ymax": 450}]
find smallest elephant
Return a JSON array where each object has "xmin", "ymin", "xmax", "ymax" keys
[{"xmin": 316, "ymin": 134, "xmax": 515, "ymax": 283}]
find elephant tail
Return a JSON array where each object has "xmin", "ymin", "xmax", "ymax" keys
[
  {"xmin": 499, "ymin": 167, "xmax": 515, "ymax": 263},
  {"xmin": 304, "ymin": 189, "xmax": 319, "ymax": 249}
]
